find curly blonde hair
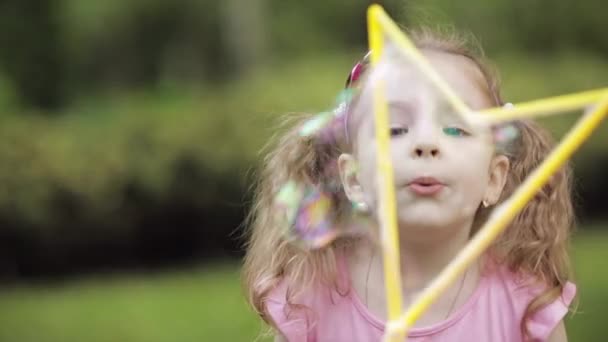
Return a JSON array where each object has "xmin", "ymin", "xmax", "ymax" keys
[{"xmin": 242, "ymin": 28, "xmax": 574, "ymax": 338}]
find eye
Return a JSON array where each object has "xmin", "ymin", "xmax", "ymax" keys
[
  {"xmin": 390, "ymin": 127, "xmax": 409, "ymax": 137},
  {"xmin": 443, "ymin": 126, "xmax": 469, "ymax": 137}
]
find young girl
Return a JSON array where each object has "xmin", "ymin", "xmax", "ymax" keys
[{"xmin": 243, "ymin": 28, "xmax": 576, "ymax": 342}]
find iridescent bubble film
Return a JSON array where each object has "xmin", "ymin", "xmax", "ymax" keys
[
  {"xmin": 299, "ymin": 89, "xmax": 355, "ymax": 140},
  {"xmin": 274, "ymin": 180, "xmax": 342, "ymax": 249},
  {"xmin": 275, "ymin": 180, "xmax": 304, "ymax": 228},
  {"xmin": 493, "ymin": 123, "xmax": 519, "ymax": 145}
]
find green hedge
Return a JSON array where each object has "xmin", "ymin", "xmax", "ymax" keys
[{"xmin": 1, "ymin": 51, "xmax": 606, "ymax": 233}]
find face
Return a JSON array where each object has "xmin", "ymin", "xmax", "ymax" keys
[{"xmin": 339, "ymin": 50, "xmax": 509, "ymax": 234}]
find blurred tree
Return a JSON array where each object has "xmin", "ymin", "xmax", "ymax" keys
[
  {"xmin": 266, "ymin": 0, "xmax": 404, "ymax": 56},
  {"xmin": 220, "ymin": 0, "xmax": 268, "ymax": 76},
  {"xmin": 0, "ymin": 0, "xmax": 66, "ymax": 110},
  {"xmin": 64, "ymin": 0, "xmax": 231, "ymax": 94},
  {"xmin": 405, "ymin": 0, "xmax": 608, "ymax": 56}
]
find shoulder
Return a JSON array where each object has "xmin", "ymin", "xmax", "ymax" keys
[
  {"xmin": 490, "ymin": 264, "xmax": 576, "ymax": 314},
  {"xmin": 263, "ymin": 279, "xmax": 314, "ymax": 342},
  {"xmin": 264, "ymin": 277, "xmax": 343, "ymax": 342},
  {"xmin": 486, "ymin": 264, "xmax": 576, "ymax": 341},
  {"xmin": 264, "ymin": 275, "xmax": 360, "ymax": 342}
]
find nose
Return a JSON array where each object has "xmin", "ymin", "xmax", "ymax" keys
[
  {"xmin": 410, "ymin": 128, "xmax": 441, "ymax": 158},
  {"xmin": 408, "ymin": 105, "xmax": 441, "ymax": 159},
  {"xmin": 412, "ymin": 142, "xmax": 440, "ymax": 158}
]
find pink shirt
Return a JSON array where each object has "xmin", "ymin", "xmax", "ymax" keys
[{"xmin": 265, "ymin": 255, "xmax": 576, "ymax": 342}]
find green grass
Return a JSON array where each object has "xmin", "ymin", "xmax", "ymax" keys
[
  {"xmin": 0, "ymin": 228, "xmax": 607, "ymax": 341},
  {"xmin": 566, "ymin": 226, "xmax": 608, "ymax": 341},
  {"xmin": 0, "ymin": 264, "xmax": 270, "ymax": 342}
]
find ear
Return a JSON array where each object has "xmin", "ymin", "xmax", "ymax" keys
[
  {"xmin": 338, "ymin": 153, "xmax": 366, "ymax": 204},
  {"xmin": 484, "ymin": 154, "xmax": 510, "ymax": 205}
]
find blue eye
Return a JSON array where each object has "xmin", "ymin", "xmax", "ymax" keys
[
  {"xmin": 443, "ymin": 127, "xmax": 469, "ymax": 137},
  {"xmin": 390, "ymin": 127, "xmax": 409, "ymax": 137}
]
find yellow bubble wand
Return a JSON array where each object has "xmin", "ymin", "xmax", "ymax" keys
[{"xmin": 365, "ymin": 4, "xmax": 608, "ymax": 342}]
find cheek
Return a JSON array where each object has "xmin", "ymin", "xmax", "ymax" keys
[
  {"xmin": 450, "ymin": 143, "xmax": 494, "ymax": 190},
  {"xmin": 444, "ymin": 147, "xmax": 493, "ymax": 219},
  {"xmin": 355, "ymin": 146, "xmax": 378, "ymax": 194}
]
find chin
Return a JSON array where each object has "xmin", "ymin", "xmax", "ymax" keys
[
  {"xmin": 398, "ymin": 198, "xmax": 477, "ymax": 224},
  {"xmin": 397, "ymin": 210, "xmax": 452, "ymax": 231}
]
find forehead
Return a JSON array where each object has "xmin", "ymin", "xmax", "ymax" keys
[{"xmin": 365, "ymin": 49, "xmax": 494, "ymax": 110}]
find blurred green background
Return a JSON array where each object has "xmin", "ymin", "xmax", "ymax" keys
[{"xmin": 0, "ymin": 0, "xmax": 606, "ymax": 341}]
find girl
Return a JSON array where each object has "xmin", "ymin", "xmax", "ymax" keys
[{"xmin": 243, "ymin": 28, "xmax": 576, "ymax": 341}]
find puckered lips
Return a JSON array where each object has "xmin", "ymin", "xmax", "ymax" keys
[{"xmin": 407, "ymin": 177, "xmax": 445, "ymax": 196}]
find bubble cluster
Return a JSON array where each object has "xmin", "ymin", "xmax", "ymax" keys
[{"xmin": 278, "ymin": 89, "xmax": 358, "ymax": 249}]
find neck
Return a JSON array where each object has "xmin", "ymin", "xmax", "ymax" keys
[
  {"xmin": 396, "ymin": 219, "xmax": 474, "ymax": 291},
  {"xmin": 346, "ymin": 218, "xmax": 481, "ymax": 324}
]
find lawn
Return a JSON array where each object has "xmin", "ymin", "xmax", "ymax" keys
[
  {"xmin": 0, "ymin": 263, "xmax": 269, "ymax": 342},
  {"xmin": 0, "ymin": 227, "xmax": 607, "ymax": 342}
]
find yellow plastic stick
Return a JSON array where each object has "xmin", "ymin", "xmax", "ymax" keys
[
  {"xmin": 396, "ymin": 99, "xmax": 608, "ymax": 333},
  {"xmin": 473, "ymin": 88, "xmax": 608, "ymax": 123},
  {"xmin": 370, "ymin": 5, "xmax": 471, "ymax": 120},
  {"xmin": 368, "ymin": 5, "xmax": 404, "ymax": 342}
]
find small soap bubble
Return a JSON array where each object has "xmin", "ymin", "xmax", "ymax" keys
[
  {"xmin": 493, "ymin": 123, "xmax": 519, "ymax": 144},
  {"xmin": 289, "ymin": 187, "xmax": 339, "ymax": 249},
  {"xmin": 275, "ymin": 180, "xmax": 305, "ymax": 227},
  {"xmin": 275, "ymin": 182, "xmax": 341, "ymax": 249},
  {"xmin": 334, "ymin": 89, "xmax": 355, "ymax": 110},
  {"xmin": 299, "ymin": 89, "xmax": 356, "ymax": 138},
  {"xmin": 300, "ymin": 112, "xmax": 333, "ymax": 137}
]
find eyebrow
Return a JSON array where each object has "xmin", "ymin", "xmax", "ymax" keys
[
  {"xmin": 388, "ymin": 94, "xmax": 477, "ymax": 111},
  {"xmin": 386, "ymin": 102, "xmax": 415, "ymax": 122},
  {"xmin": 387, "ymin": 101, "xmax": 415, "ymax": 113},
  {"xmin": 386, "ymin": 100, "xmax": 475, "ymax": 128},
  {"xmin": 436, "ymin": 106, "xmax": 474, "ymax": 129}
]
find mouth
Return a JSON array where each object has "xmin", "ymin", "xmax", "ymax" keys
[{"xmin": 407, "ymin": 177, "xmax": 445, "ymax": 196}]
